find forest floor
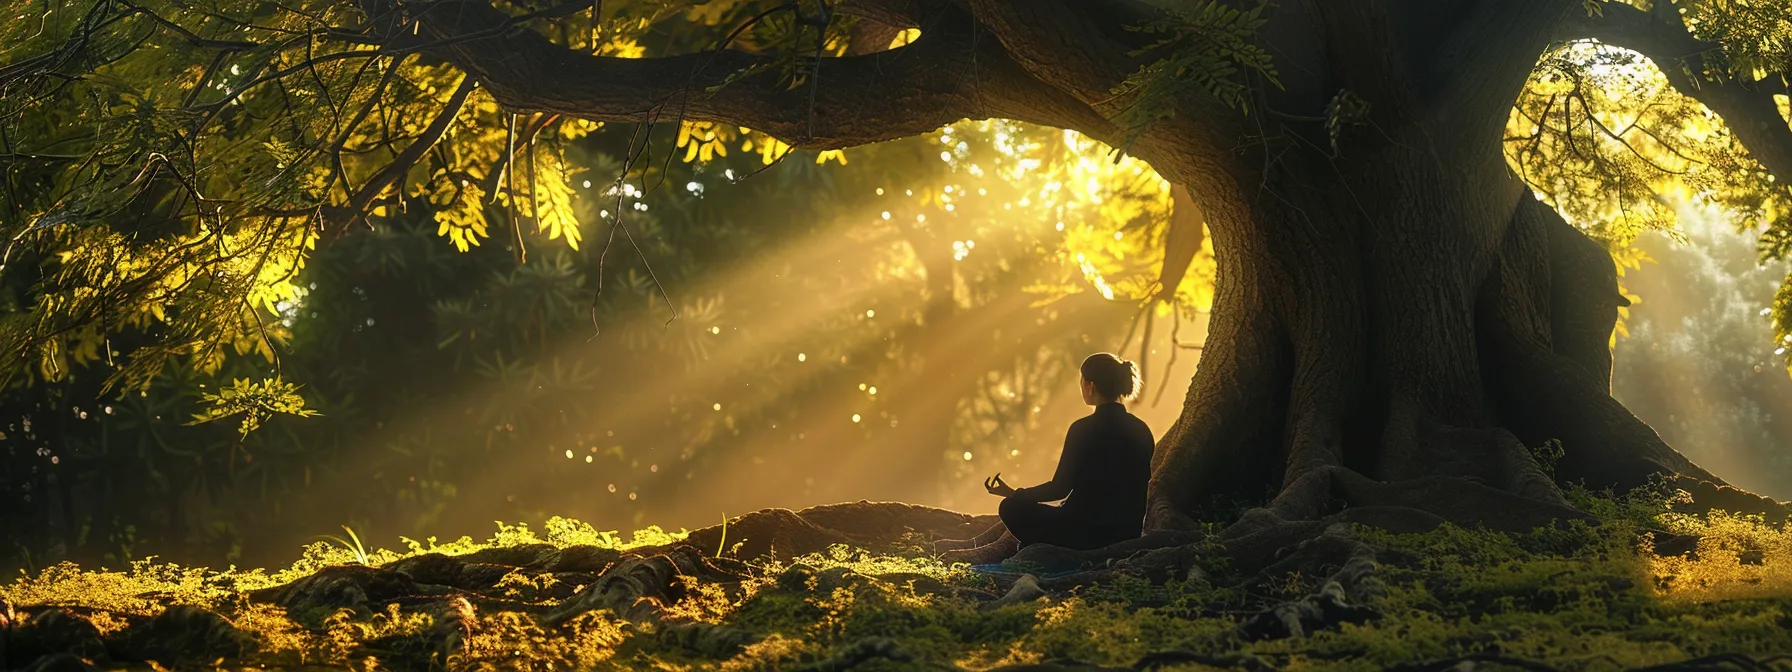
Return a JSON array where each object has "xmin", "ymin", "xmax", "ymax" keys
[{"xmin": 5, "ymin": 489, "xmax": 1792, "ymax": 672}]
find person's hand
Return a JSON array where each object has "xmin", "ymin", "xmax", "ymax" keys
[{"xmin": 984, "ymin": 473, "xmax": 1016, "ymax": 497}]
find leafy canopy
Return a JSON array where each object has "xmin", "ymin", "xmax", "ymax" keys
[{"xmin": 6, "ymin": 0, "xmax": 1792, "ymax": 399}]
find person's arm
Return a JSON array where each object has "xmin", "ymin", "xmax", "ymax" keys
[{"xmin": 1011, "ymin": 423, "xmax": 1084, "ymax": 502}]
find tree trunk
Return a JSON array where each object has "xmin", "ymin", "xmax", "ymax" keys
[{"xmin": 1138, "ymin": 114, "xmax": 1722, "ymax": 542}]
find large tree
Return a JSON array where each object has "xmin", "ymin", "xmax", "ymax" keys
[{"xmin": 7, "ymin": 0, "xmax": 1792, "ymax": 567}]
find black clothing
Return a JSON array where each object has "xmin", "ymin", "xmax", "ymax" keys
[
  {"xmin": 999, "ymin": 498, "xmax": 1120, "ymax": 550},
  {"xmin": 1001, "ymin": 402, "xmax": 1154, "ymax": 548}
]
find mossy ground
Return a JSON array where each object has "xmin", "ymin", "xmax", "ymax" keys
[{"xmin": 5, "ymin": 490, "xmax": 1792, "ymax": 671}]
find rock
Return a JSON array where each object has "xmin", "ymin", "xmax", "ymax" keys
[
  {"xmin": 11, "ymin": 609, "xmax": 106, "ymax": 663},
  {"xmin": 987, "ymin": 575, "xmax": 1047, "ymax": 609},
  {"xmin": 108, "ymin": 605, "xmax": 253, "ymax": 663},
  {"xmin": 545, "ymin": 545, "xmax": 621, "ymax": 573},
  {"xmin": 248, "ymin": 564, "xmax": 422, "ymax": 622}
]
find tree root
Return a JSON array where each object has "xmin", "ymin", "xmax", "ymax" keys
[
  {"xmin": 985, "ymin": 651, "xmax": 1278, "ymax": 672},
  {"xmin": 791, "ymin": 637, "xmax": 941, "ymax": 672},
  {"xmin": 1386, "ymin": 653, "xmax": 1792, "ymax": 672},
  {"xmin": 988, "ymin": 651, "xmax": 1792, "ymax": 672},
  {"xmin": 1238, "ymin": 578, "xmax": 1379, "ymax": 640},
  {"xmin": 1670, "ymin": 478, "xmax": 1791, "ymax": 524},
  {"xmin": 1218, "ymin": 465, "xmax": 1590, "ymax": 573},
  {"xmin": 674, "ymin": 502, "xmax": 999, "ymax": 561},
  {"xmin": 549, "ymin": 546, "xmax": 742, "ymax": 625}
]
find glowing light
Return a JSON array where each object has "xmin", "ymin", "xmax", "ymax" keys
[
  {"xmin": 940, "ymin": 151, "xmax": 952, "ymax": 162},
  {"xmin": 876, "ymin": 187, "xmax": 885, "ymax": 195},
  {"xmin": 565, "ymin": 449, "xmax": 574, "ymax": 459},
  {"xmin": 881, "ymin": 211, "xmax": 891, "ymax": 220},
  {"xmin": 917, "ymin": 214, "xmax": 926, "ymax": 222},
  {"xmin": 1114, "ymin": 231, "xmax": 1124, "ymax": 240},
  {"xmin": 859, "ymin": 383, "xmax": 868, "ymax": 390},
  {"xmin": 710, "ymin": 326, "xmax": 721, "ymax": 334},
  {"xmin": 1011, "ymin": 449, "xmax": 1020, "ymax": 456},
  {"xmin": 852, "ymin": 414, "xmax": 862, "ymax": 423},
  {"xmin": 713, "ymin": 403, "xmax": 722, "ymax": 411},
  {"xmin": 629, "ymin": 492, "xmax": 637, "ymax": 500},
  {"xmin": 869, "ymin": 386, "xmax": 877, "ymax": 395},
  {"xmin": 1055, "ymin": 222, "xmax": 1065, "ymax": 231},
  {"xmin": 585, "ymin": 456, "xmax": 593, "ymax": 463},
  {"xmin": 582, "ymin": 180, "xmax": 592, "ymax": 188},
  {"xmin": 866, "ymin": 309, "xmax": 876, "ymax": 317},
  {"xmin": 962, "ymin": 451, "xmax": 973, "ymax": 461},
  {"xmin": 798, "ymin": 353, "xmax": 807, "ymax": 362}
]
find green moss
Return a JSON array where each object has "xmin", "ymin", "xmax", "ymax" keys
[{"xmin": 8, "ymin": 495, "xmax": 1792, "ymax": 670}]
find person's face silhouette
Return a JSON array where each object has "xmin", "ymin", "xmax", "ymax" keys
[{"xmin": 1081, "ymin": 378, "xmax": 1106, "ymax": 406}]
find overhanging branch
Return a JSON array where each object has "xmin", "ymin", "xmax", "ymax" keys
[
  {"xmin": 1561, "ymin": 2, "xmax": 1792, "ymax": 184},
  {"xmin": 411, "ymin": 0, "xmax": 1113, "ymax": 150}
]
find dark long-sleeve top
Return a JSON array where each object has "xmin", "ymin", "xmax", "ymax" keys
[{"xmin": 1011, "ymin": 402, "xmax": 1155, "ymax": 534}]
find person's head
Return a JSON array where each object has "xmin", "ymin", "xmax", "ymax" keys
[{"xmin": 1079, "ymin": 352, "xmax": 1140, "ymax": 405}]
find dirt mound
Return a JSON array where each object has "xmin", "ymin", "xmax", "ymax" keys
[{"xmin": 677, "ymin": 501, "xmax": 999, "ymax": 561}]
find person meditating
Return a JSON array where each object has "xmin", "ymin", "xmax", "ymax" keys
[{"xmin": 938, "ymin": 353, "xmax": 1156, "ymax": 564}]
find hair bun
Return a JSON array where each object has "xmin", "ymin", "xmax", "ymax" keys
[{"xmin": 1081, "ymin": 352, "xmax": 1142, "ymax": 401}]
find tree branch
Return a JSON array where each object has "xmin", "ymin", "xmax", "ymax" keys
[
  {"xmin": 961, "ymin": 0, "xmax": 1145, "ymax": 107},
  {"xmin": 410, "ymin": 0, "xmax": 1114, "ymax": 149},
  {"xmin": 1561, "ymin": 1, "xmax": 1792, "ymax": 184},
  {"xmin": 324, "ymin": 74, "xmax": 477, "ymax": 239}
]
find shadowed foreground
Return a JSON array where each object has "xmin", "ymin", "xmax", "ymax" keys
[{"xmin": 5, "ymin": 496, "xmax": 1792, "ymax": 671}]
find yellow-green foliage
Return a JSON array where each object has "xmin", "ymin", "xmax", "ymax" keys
[
  {"xmin": 1651, "ymin": 510, "xmax": 1792, "ymax": 602},
  {"xmin": 10, "ymin": 500, "xmax": 1792, "ymax": 671}
]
